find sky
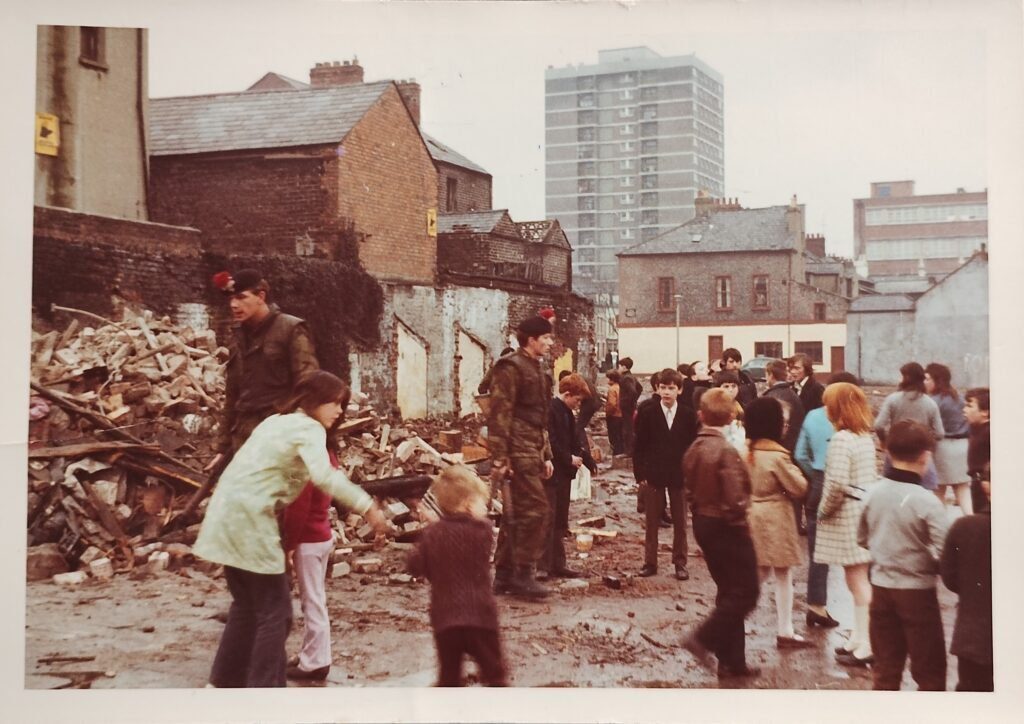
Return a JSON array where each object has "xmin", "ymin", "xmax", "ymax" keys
[{"xmin": 139, "ymin": 0, "xmax": 992, "ymax": 259}]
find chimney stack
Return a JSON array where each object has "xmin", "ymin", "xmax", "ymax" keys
[
  {"xmin": 310, "ymin": 57, "xmax": 364, "ymax": 87},
  {"xmin": 396, "ymin": 78, "xmax": 421, "ymax": 127},
  {"xmin": 806, "ymin": 233, "xmax": 826, "ymax": 258},
  {"xmin": 695, "ymin": 193, "xmax": 742, "ymax": 217}
]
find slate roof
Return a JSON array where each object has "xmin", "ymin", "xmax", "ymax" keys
[
  {"xmin": 438, "ymin": 210, "xmax": 511, "ymax": 235},
  {"xmin": 246, "ymin": 72, "xmax": 310, "ymax": 91},
  {"xmin": 421, "ymin": 132, "xmax": 489, "ymax": 175},
  {"xmin": 149, "ymin": 81, "xmax": 393, "ymax": 156},
  {"xmin": 848, "ymin": 294, "xmax": 916, "ymax": 313},
  {"xmin": 619, "ymin": 206, "xmax": 796, "ymax": 256}
]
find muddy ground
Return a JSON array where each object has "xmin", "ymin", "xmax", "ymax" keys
[{"xmin": 24, "ymin": 461, "xmax": 964, "ymax": 691}]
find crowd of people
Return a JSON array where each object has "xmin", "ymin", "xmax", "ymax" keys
[{"xmin": 191, "ymin": 269, "xmax": 991, "ymax": 691}]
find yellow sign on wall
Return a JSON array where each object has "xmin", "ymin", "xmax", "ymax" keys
[
  {"xmin": 426, "ymin": 208, "xmax": 437, "ymax": 238},
  {"xmin": 35, "ymin": 113, "xmax": 60, "ymax": 156}
]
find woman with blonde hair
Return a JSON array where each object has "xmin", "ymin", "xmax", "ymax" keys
[{"xmin": 814, "ymin": 382, "xmax": 879, "ymax": 667}]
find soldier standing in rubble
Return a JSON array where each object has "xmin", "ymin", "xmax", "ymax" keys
[
  {"xmin": 489, "ymin": 316, "xmax": 556, "ymax": 600},
  {"xmin": 204, "ymin": 269, "xmax": 320, "ymax": 473}
]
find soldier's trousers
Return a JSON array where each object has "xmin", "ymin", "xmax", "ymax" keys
[{"xmin": 494, "ymin": 455, "xmax": 551, "ymax": 574}]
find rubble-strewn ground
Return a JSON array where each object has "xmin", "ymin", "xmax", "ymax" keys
[{"xmin": 24, "ymin": 464, "xmax": 963, "ymax": 691}]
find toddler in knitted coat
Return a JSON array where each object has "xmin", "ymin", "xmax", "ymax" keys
[{"xmin": 407, "ymin": 466, "xmax": 508, "ymax": 686}]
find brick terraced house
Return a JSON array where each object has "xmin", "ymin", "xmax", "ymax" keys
[{"xmin": 617, "ymin": 195, "xmax": 863, "ymax": 374}]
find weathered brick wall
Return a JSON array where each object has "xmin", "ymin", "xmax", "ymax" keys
[
  {"xmin": 32, "ymin": 206, "xmax": 383, "ymax": 380},
  {"xmin": 438, "ymin": 232, "xmax": 571, "ymax": 291},
  {"xmin": 437, "ymin": 162, "xmax": 492, "ymax": 213},
  {"xmin": 32, "ymin": 206, "xmax": 206, "ymax": 317},
  {"xmin": 619, "ymin": 251, "xmax": 843, "ymax": 325},
  {"xmin": 507, "ymin": 290, "xmax": 597, "ymax": 380},
  {"xmin": 148, "ymin": 147, "xmax": 356, "ymax": 261},
  {"xmin": 337, "ymin": 85, "xmax": 438, "ymax": 284}
]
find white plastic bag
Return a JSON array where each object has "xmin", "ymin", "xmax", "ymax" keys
[{"xmin": 570, "ymin": 464, "xmax": 592, "ymax": 501}]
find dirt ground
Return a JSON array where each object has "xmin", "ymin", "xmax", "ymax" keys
[{"xmin": 24, "ymin": 461, "xmax": 964, "ymax": 691}]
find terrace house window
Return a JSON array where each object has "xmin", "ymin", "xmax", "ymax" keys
[
  {"xmin": 755, "ymin": 342, "xmax": 783, "ymax": 358},
  {"xmin": 79, "ymin": 27, "xmax": 107, "ymax": 69},
  {"xmin": 814, "ymin": 303, "xmax": 827, "ymax": 321},
  {"xmin": 715, "ymin": 277, "xmax": 732, "ymax": 310},
  {"xmin": 752, "ymin": 275, "xmax": 769, "ymax": 309},
  {"xmin": 657, "ymin": 277, "xmax": 675, "ymax": 312},
  {"xmin": 794, "ymin": 341, "xmax": 823, "ymax": 365}
]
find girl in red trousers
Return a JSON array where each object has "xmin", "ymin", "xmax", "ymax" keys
[{"xmin": 281, "ymin": 386, "xmax": 351, "ymax": 682}]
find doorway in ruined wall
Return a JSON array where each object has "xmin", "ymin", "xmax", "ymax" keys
[
  {"xmin": 396, "ymin": 321, "xmax": 428, "ymax": 420},
  {"xmin": 457, "ymin": 330, "xmax": 486, "ymax": 417}
]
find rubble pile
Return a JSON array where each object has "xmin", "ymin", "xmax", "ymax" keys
[{"xmin": 26, "ymin": 306, "xmax": 491, "ymax": 586}]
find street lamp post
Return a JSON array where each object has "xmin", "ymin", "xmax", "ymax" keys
[{"xmin": 674, "ymin": 293, "xmax": 684, "ymax": 367}]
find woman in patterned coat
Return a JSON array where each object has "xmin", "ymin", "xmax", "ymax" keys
[{"xmin": 814, "ymin": 382, "xmax": 879, "ymax": 667}]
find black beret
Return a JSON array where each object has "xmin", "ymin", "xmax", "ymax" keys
[
  {"xmin": 517, "ymin": 316, "xmax": 553, "ymax": 338},
  {"xmin": 213, "ymin": 268, "xmax": 264, "ymax": 295}
]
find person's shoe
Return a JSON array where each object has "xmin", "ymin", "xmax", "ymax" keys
[
  {"xmin": 836, "ymin": 650, "xmax": 873, "ymax": 668},
  {"xmin": 551, "ymin": 566, "xmax": 583, "ymax": 579},
  {"xmin": 510, "ymin": 566, "xmax": 550, "ymax": 599},
  {"xmin": 680, "ymin": 631, "xmax": 715, "ymax": 672},
  {"xmin": 806, "ymin": 609, "xmax": 840, "ymax": 628},
  {"xmin": 286, "ymin": 663, "xmax": 330, "ymax": 681},
  {"xmin": 493, "ymin": 573, "xmax": 514, "ymax": 595},
  {"xmin": 834, "ymin": 644, "xmax": 854, "ymax": 655},
  {"xmin": 638, "ymin": 564, "xmax": 657, "ymax": 577},
  {"xmin": 717, "ymin": 663, "xmax": 761, "ymax": 679},
  {"xmin": 674, "ymin": 566, "xmax": 690, "ymax": 581},
  {"xmin": 776, "ymin": 634, "xmax": 814, "ymax": 649}
]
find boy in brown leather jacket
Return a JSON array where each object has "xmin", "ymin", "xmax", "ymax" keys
[{"xmin": 681, "ymin": 388, "xmax": 761, "ymax": 680}]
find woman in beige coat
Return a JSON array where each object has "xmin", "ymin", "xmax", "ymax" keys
[{"xmin": 744, "ymin": 397, "xmax": 811, "ymax": 648}]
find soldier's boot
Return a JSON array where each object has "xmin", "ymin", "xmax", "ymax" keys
[
  {"xmin": 493, "ymin": 567, "xmax": 514, "ymax": 595},
  {"xmin": 510, "ymin": 564, "xmax": 550, "ymax": 600}
]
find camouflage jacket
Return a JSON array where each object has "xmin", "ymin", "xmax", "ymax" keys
[
  {"xmin": 217, "ymin": 309, "xmax": 319, "ymax": 453},
  {"xmin": 487, "ymin": 349, "xmax": 553, "ymax": 465}
]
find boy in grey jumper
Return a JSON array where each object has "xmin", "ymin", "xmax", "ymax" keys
[{"xmin": 858, "ymin": 420, "xmax": 949, "ymax": 690}]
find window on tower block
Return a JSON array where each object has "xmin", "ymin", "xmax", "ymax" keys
[
  {"xmin": 715, "ymin": 276, "xmax": 732, "ymax": 310},
  {"xmin": 445, "ymin": 178, "xmax": 458, "ymax": 212},
  {"xmin": 657, "ymin": 277, "xmax": 675, "ymax": 312},
  {"xmin": 753, "ymin": 275, "xmax": 769, "ymax": 309},
  {"xmin": 794, "ymin": 341, "xmax": 823, "ymax": 365}
]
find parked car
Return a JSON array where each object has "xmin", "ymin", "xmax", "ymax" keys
[{"xmin": 740, "ymin": 356, "xmax": 774, "ymax": 382}]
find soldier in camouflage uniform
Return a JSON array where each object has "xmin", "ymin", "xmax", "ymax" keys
[
  {"xmin": 204, "ymin": 269, "xmax": 320, "ymax": 473},
  {"xmin": 489, "ymin": 316, "xmax": 556, "ymax": 599}
]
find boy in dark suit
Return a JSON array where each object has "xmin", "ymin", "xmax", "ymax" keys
[{"xmin": 633, "ymin": 368, "xmax": 699, "ymax": 580}]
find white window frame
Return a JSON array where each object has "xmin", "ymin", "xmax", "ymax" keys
[{"xmin": 620, "ymin": 228, "xmax": 634, "ymax": 239}]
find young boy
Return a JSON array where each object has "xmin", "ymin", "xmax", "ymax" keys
[
  {"xmin": 681, "ymin": 388, "xmax": 760, "ymax": 679},
  {"xmin": 941, "ymin": 463, "xmax": 992, "ymax": 691},
  {"xmin": 712, "ymin": 370, "xmax": 747, "ymax": 454},
  {"xmin": 857, "ymin": 420, "xmax": 949, "ymax": 690},
  {"xmin": 407, "ymin": 466, "xmax": 508, "ymax": 687},
  {"xmin": 633, "ymin": 369, "xmax": 699, "ymax": 580}
]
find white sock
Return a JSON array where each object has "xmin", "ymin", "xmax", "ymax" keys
[
  {"xmin": 852, "ymin": 604, "xmax": 872, "ymax": 657},
  {"xmin": 774, "ymin": 568, "xmax": 795, "ymax": 638}
]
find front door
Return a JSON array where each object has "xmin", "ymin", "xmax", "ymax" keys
[
  {"xmin": 830, "ymin": 346, "xmax": 845, "ymax": 373},
  {"xmin": 708, "ymin": 335, "xmax": 723, "ymax": 363}
]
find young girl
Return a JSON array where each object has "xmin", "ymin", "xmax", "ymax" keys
[
  {"xmin": 924, "ymin": 362, "xmax": 972, "ymax": 514},
  {"xmin": 815, "ymin": 382, "xmax": 879, "ymax": 667},
  {"xmin": 875, "ymin": 362, "xmax": 944, "ymax": 490},
  {"xmin": 281, "ymin": 385, "xmax": 352, "ymax": 682},
  {"xmin": 195, "ymin": 371, "xmax": 389, "ymax": 688},
  {"xmin": 744, "ymin": 397, "xmax": 811, "ymax": 648},
  {"xmin": 407, "ymin": 466, "xmax": 508, "ymax": 686}
]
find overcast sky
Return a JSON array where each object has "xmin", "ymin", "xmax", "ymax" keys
[{"xmin": 136, "ymin": 0, "xmax": 998, "ymax": 259}]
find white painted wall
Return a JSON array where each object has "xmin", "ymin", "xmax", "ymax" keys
[
  {"xmin": 618, "ymin": 323, "xmax": 848, "ymax": 373},
  {"xmin": 457, "ymin": 330, "xmax": 486, "ymax": 417},
  {"xmin": 396, "ymin": 323, "xmax": 428, "ymax": 419}
]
